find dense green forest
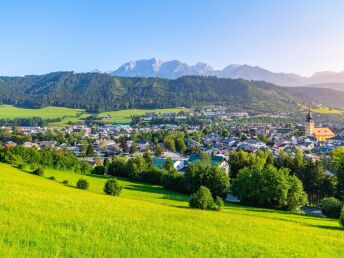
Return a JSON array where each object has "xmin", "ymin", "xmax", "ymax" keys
[{"xmin": 1, "ymin": 72, "xmax": 344, "ymax": 112}]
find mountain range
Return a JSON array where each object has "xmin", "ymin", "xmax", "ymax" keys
[
  {"xmin": 109, "ymin": 58, "xmax": 344, "ymax": 89},
  {"xmin": 1, "ymin": 72, "xmax": 344, "ymax": 113}
]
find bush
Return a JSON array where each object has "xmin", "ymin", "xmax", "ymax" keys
[
  {"xmin": 62, "ymin": 180, "xmax": 69, "ymax": 185},
  {"xmin": 103, "ymin": 178, "xmax": 122, "ymax": 196},
  {"xmin": 161, "ymin": 169, "xmax": 185, "ymax": 192},
  {"xmin": 140, "ymin": 168, "xmax": 166, "ymax": 184},
  {"xmin": 49, "ymin": 176, "xmax": 56, "ymax": 181},
  {"xmin": 108, "ymin": 157, "xmax": 128, "ymax": 177},
  {"xmin": 93, "ymin": 165, "xmax": 105, "ymax": 175},
  {"xmin": 183, "ymin": 162, "xmax": 230, "ymax": 198},
  {"xmin": 33, "ymin": 167, "xmax": 44, "ymax": 176},
  {"xmin": 321, "ymin": 197, "xmax": 343, "ymax": 218},
  {"xmin": 30, "ymin": 163, "xmax": 39, "ymax": 171},
  {"xmin": 17, "ymin": 163, "xmax": 26, "ymax": 169},
  {"xmin": 340, "ymin": 209, "xmax": 344, "ymax": 228},
  {"xmin": 76, "ymin": 179, "xmax": 89, "ymax": 190},
  {"xmin": 189, "ymin": 186, "xmax": 223, "ymax": 211},
  {"xmin": 213, "ymin": 196, "xmax": 224, "ymax": 211}
]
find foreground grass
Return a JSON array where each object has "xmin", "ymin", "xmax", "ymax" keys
[
  {"xmin": 42, "ymin": 167, "xmax": 189, "ymax": 207},
  {"xmin": 0, "ymin": 163, "xmax": 344, "ymax": 257}
]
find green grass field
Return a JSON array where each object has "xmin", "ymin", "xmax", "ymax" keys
[
  {"xmin": 311, "ymin": 107, "xmax": 343, "ymax": 114},
  {"xmin": 1, "ymin": 163, "xmax": 344, "ymax": 257},
  {"xmin": 0, "ymin": 105, "xmax": 86, "ymax": 120},
  {"xmin": 0, "ymin": 105, "xmax": 189, "ymax": 126},
  {"xmin": 96, "ymin": 108, "xmax": 190, "ymax": 124}
]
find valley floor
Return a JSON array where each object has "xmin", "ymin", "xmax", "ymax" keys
[{"xmin": 0, "ymin": 163, "xmax": 343, "ymax": 257}]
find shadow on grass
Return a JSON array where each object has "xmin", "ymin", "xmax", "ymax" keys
[
  {"xmin": 312, "ymin": 225, "xmax": 343, "ymax": 231},
  {"xmin": 223, "ymin": 202, "xmax": 343, "ymax": 230},
  {"xmin": 224, "ymin": 201, "xmax": 333, "ymax": 221},
  {"xmin": 84, "ymin": 174, "xmax": 111, "ymax": 179},
  {"xmin": 124, "ymin": 184, "xmax": 189, "ymax": 203}
]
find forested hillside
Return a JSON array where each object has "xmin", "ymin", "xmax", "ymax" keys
[{"xmin": 0, "ymin": 72, "xmax": 343, "ymax": 113}]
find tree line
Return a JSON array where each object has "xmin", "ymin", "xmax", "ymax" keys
[{"xmin": 0, "ymin": 146, "xmax": 93, "ymax": 173}]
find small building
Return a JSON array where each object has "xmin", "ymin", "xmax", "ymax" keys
[
  {"xmin": 313, "ymin": 128, "xmax": 335, "ymax": 142},
  {"xmin": 135, "ymin": 139, "xmax": 150, "ymax": 151},
  {"xmin": 3, "ymin": 141, "xmax": 17, "ymax": 147},
  {"xmin": 152, "ymin": 157, "xmax": 187, "ymax": 172},
  {"xmin": 304, "ymin": 110, "xmax": 335, "ymax": 142},
  {"xmin": 188, "ymin": 153, "xmax": 229, "ymax": 174}
]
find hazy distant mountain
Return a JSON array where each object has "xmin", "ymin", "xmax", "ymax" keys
[
  {"xmin": 216, "ymin": 64, "xmax": 306, "ymax": 86},
  {"xmin": 300, "ymin": 83, "xmax": 344, "ymax": 92},
  {"xmin": 308, "ymin": 71, "xmax": 344, "ymax": 85},
  {"xmin": 109, "ymin": 58, "xmax": 344, "ymax": 89}
]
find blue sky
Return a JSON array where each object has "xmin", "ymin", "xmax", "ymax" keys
[{"xmin": 1, "ymin": 0, "xmax": 343, "ymax": 76}]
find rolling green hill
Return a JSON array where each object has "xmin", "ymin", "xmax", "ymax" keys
[
  {"xmin": 1, "ymin": 163, "xmax": 343, "ymax": 257},
  {"xmin": 2, "ymin": 72, "xmax": 344, "ymax": 114},
  {"xmin": 0, "ymin": 72, "xmax": 310, "ymax": 113}
]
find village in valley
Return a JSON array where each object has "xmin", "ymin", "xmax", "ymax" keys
[{"xmin": 2, "ymin": 106, "xmax": 343, "ymax": 178}]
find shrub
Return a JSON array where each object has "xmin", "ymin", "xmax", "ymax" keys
[
  {"xmin": 161, "ymin": 169, "xmax": 185, "ymax": 192},
  {"xmin": 127, "ymin": 156, "xmax": 147, "ymax": 180},
  {"xmin": 183, "ymin": 162, "xmax": 230, "ymax": 198},
  {"xmin": 140, "ymin": 168, "xmax": 166, "ymax": 184},
  {"xmin": 49, "ymin": 176, "xmax": 56, "ymax": 181},
  {"xmin": 17, "ymin": 163, "xmax": 26, "ymax": 169},
  {"xmin": 189, "ymin": 186, "xmax": 222, "ymax": 211},
  {"xmin": 213, "ymin": 196, "xmax": 224, "ymax": 211},
  {"xmin": 340, "ymin": 209, "xmax": 344, "ymax": 228},
  {"xmin": 103, "ymin": 178, "xmax": 122, "ymax": 196},
  {"xmin": 93, "ymin": 165, "xmax": 105, "ymax": 175},
  {"xmin": 76, "ymin": 179, "xmax": 89, "ymax": 190},
  {"xmin": 62, "ymin": 180, "xmax": 69, "ymax": 185},
  {"xmin": 321, "ymin": 197, "xmax": 343, "ymax": 218},
  {"xmin": 33, "ymin": 167, "xmax": 44, "ymax": 176},
  {"xmin": 30, "ymin": 163, "xmax": 39, "ymax": 171},
  {"xmin": 108, "ymin": 157, "xmax": 128, "ymax": 177},
  {"xmin": 204, "ymin": 166, "xmax": 230, "ymax": 199}
]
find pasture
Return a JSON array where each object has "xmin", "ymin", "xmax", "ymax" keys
[
  {"xmin": 0, "ymin": 163, "xmax": 344, "ymax": 257},
  {"xmin": 0, "ymin": 105, "xmax": 189, "ymax": 126}
]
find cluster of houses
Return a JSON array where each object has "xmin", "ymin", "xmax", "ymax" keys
[
  {"xmin": 1, "ymin": 110, "xmax": 344, "ymax": 175},
  {"xmin": 141, "ymin": 106, "xmax": 249, "ymax": 122},
  {"xmin": 143, "ymin": 112, "xmax": 188, "ymax": 121}
]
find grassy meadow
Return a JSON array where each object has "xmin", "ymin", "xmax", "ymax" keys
[
  {"xmin": 311, "ymin": 106, "xmax": 343, "ymax": 114},
  {"xmin": 0, "ymin": 163, "xmax": 344, "ymax": 257},
  {"xmin": 96, "ymin": 108, "xmax": 190, "ymax": 124},
  {"xmin": 0, "ymin": 105, "xmax": 189, "ymax": 126},
  {"xmin": 0, "ymin": 105, "xmax": 85, "ymax": 120}
]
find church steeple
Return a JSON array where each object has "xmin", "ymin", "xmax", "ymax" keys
[
  {"xmin": 305, "ymin": 109, "xmax": 315, "ymax": 137},
  {"xmin": 306, "ymin": 109, "xmax": 313, "ymax": 123}
]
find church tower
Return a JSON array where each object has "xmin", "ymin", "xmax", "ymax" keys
[{"xmin": 305, "ymin": 109, "xmax": 315, "ymax": 137}]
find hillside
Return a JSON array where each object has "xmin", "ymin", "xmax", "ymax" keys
[
  {"xmin": 1, "ymin": 72, "xmax": 344, "ymax": 113},
  {"xmin": 285, "ymin": 86, "xmax": 344, "ymax": 108},
  {"xmin": 1, "ymin": 163, "xmax": 344, "ymax": 257}
]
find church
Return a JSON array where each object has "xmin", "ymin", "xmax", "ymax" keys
[{"xmin": 305, "ymin": 110, "xmax": 335, "ymax": 142}]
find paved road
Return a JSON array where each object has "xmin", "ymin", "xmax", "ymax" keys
[
  {"xmin": 226, "ymin": 195, "xmax": 325, "ymax": 217},
  {"xmin": 301, "ymin": 206, "xmax": 325, "ymax": 217}
]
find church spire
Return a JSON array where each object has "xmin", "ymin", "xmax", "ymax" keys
[{"xmin": 306, "ymin": 108, "xmax": 313, "ymax": 123}]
